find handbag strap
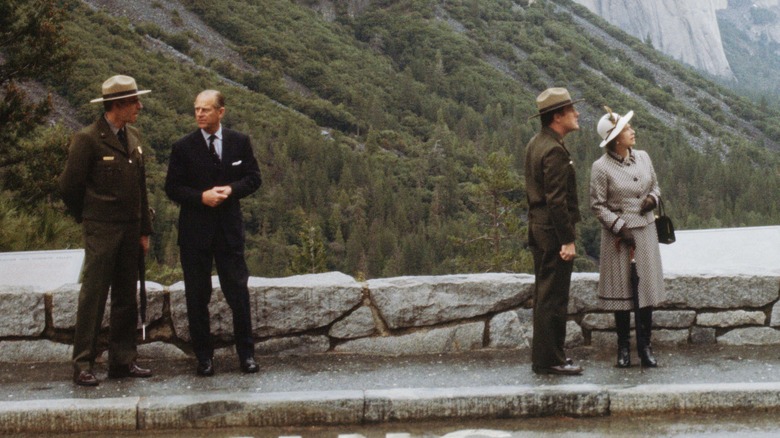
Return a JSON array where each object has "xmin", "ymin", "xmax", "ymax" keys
[{"xmin": 657, "ymin": 197, "xmax": 665, "ymax": 216}]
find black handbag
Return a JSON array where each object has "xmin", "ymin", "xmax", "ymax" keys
[{"xmin": 655, "ymin": 198, "xmax": 676, "ymax": 244}]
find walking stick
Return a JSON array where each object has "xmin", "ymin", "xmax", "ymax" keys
[
  {"xmin": 630, "ymin": 247, "xmax": 646, "ymax": 370},
  {"xmin": 630, "ymin": 247, "xmax": 640, "ymax": 310},
  {"xmin": 138, "ymin": 245, "xmax": 147, "ymax": 340}
]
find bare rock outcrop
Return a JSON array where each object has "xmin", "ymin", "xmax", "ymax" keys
[{"xmin": 574, "ymin": 0, "xmax": 734, "ymax": 78}]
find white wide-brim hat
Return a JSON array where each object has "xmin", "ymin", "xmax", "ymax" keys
[
  {"xmin": 597, "ymin": 108, "xmax": 634, "ymax": 148},
  {"xmin": 90, "ymin": 75, "xmax": 151, "ymax": 103}
]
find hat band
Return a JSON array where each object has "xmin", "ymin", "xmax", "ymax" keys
[
  {"xmin": 604, "ymin": 115, "xmax": 621, "ymax": 139},
  {"xmin": 102, "ymin": 89, "xmax": 139, "ymax": 100},
  {"xmin": 538, "ymin": 99, "xmax": 573, "ymax": 114}
]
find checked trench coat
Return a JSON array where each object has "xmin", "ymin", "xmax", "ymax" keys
[{"xmin": 589, "ymin": 148, "xmax": 665, "ymax": 311}]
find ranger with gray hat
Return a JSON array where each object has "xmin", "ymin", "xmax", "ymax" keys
[
  {"xmin": 59, "ymin": 75, "xmax": 154, "ymax": 386},
  {"xmin": 524, "ymin": 87, "xmax": 584, "ymax": 376}
]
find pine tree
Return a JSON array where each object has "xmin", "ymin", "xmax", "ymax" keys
[
  {"xmin": 0, "ymin": 1, "xmax": 76, "ymax": 251},
  {"xmin": 290, "ymin": 220, "xmax": 327, "ymax": 275},
  {"xmin": 1, "ymin": 0, "xmax": 74, "ymax": 168}
]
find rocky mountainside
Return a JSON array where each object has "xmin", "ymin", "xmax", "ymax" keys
[
  {"xmin": 66, "ymin": 0, "xmax": 778, "ymax": 147},
  {"xmin": 573, "ymin": 0, "xmax": 734, "ymax": 78},
  {"xmin": 574, "ymin": 0, "xmax": 780, "ymax": 101},
  {"xmin": 10, "ymin": 0, "xmax": 780, "ymax": 279},
  {"xmin": 716, "ymin": 0, "xmax": 780, "ymax": 99},
  {"xmin": 718, "ymin": 0, "xmax": 780, "ymax": 48}
]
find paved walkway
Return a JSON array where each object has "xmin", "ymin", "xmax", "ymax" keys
[{"xmin": 1, "ymin": 344, "xmax": 779, "ymax": 434}]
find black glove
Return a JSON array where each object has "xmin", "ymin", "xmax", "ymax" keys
[
  {"xmin": 618, "ymin": 226, "xmax": 636, "ymax": 248},
  {"xmin": 640, "ymin": 195, "xmax": 656, "ymax": 215}
]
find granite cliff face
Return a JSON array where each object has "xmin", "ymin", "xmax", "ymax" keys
[
  {"xmin": 718, "ymin": 0, "xmax": 780, "ymax": 48},
  {"xmin": 574, "ymin": 0, "xmax": 734, "ymax": 78}
]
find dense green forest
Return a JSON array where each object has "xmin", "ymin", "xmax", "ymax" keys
[{"xmin": 2, "ymin": 0, "xmax": 780, "ymax": 283}]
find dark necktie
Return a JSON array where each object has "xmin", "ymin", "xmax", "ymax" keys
[
  {"xmin": 208, "ymin": 134, "xmax": 221, "ymax": 165},
  {"xmin": 117, "ymin": 128, "xmax": 128, "ymax": 150}
]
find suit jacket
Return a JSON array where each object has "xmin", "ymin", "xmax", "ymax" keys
[
  {"xmin": 165, "ymin": 127, "xmax": 261, "ymax": 249},
  {"xmin": 589, "ymin": 148, "xmax": 660, "ymax": 233},
  {"xmin": 524, "ymin": 127, "xmax": 580, "ymax": 245},
  {"xmin": 59, "ymin": 116, "xmax": 153, "ymax": 235}
]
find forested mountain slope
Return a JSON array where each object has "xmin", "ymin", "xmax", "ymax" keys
[{"xmin": 4, "ymin": 0, "xmax": 780, "ymax": 281}]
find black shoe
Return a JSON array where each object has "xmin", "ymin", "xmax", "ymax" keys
[
  {"xmin": 240, "ymin": 357, "xmax": 259, "ymax": 374},
  {"xmin": 532, "ymin": 363, "xmax": 583, "ymax": 375},
  {"xmin": 108, "ymin": 362, "xmax": 152, "ymax": 378},
  {"xmin": 616, "ymin": 346, "xmax": 631, "ymax": 368},
  {"xmin": 639, "ymin": 345, "xmax": 658, "ymax": 368},
  {"xmin": 73, "ymin": 370, "xmax": 99, "ymax": 386},
  {"xmin": 196, "ymin": 359, "xmax": 215, "ymax": 376}
]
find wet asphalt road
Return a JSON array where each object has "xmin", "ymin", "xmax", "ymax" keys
[
  {"xmin": 2, "ymin": 344, "xmax": 780, "ymax": 403},
  {"xmin": 5, "ymin": 344, "xmax": 780, "ymax": 437}
]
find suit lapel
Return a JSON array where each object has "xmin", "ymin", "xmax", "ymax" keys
[
  {"xmin": 194, "ymin": 130, "xmax": 209, "ymax": 157},
  {"xmin": 218, "ymin": 129, "xmax": 229, "ymax": 165}
]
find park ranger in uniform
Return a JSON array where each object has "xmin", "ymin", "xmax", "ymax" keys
[
  {"xmin": 59, "ymin": 75, "xmax": 154, "ymax": 386},
  {"xmin": 524, "ymin": 87, "xmax": 584, "ymax": 376}
]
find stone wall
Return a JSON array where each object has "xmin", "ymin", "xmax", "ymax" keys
[{"xmin": 1, "ymin": 272, "xmax": 779, "ymax": 362}]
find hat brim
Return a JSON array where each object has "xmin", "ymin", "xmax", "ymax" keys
[
  {"xmin": 599, "ymin": 110, "xmax": 634, "ymax": 148},
  {"xmin": 528, "ymin": 98, "xmax": 584, "ymax": 119},
  {"xmin": 90, "ymin": 89, "xmax": 151, "ymax": 103}
]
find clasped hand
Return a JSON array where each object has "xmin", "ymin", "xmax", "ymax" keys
[
  {"xmin": 559, "ymin": 242, "xmax": 576, "ymax": 261},
  {"xmin": 639, "ymin": 195, "xmax": 656, "ymax": 215},
  {"xmin": 616, "ymin": 226, "xmax": 636, "ymax": 250},
  {"xmin": 202, "ymin": 185, "xmax": 232, "ymax": 207}
]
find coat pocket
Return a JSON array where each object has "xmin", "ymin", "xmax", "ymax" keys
[{"xmin": 94, "ymin": 160, "xmax": 122, "ymax": 189}]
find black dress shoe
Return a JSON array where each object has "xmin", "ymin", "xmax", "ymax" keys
[
  {"xmin": 240, "ymin": 357, "xmax": 259, "ymax": 374},
  {"xmin": 108, "ymin": 362, "xmax": 153, "ymax": 378},
  {"xmin": 196, "ymin": 359, "xmax": 214, "ymax": 376},
  {"xmin": 639, "ymin": 345, "xmax": 658, "ymax": 368},
  {"xmin": 616, "ymin": 346, "xmax": 631, "ymax": 368},
  {"xmin": 532, "ymin": 363, "xmax": 584, "ymax": 376},
  {"xmin": 74, "ymin": 370, "xmax": 99, "ymax": 386}
]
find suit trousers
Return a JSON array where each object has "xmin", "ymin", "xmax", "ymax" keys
[
  {"xmin": 529, "ymin": 223, "xmax": 574, "ymax": 368},
  {"xmin": 180, "ymin": 230, "xmax": 255, "ymax": 363},
  {"xmin": 72, "ymin": 220, "xmax": 140, "ymax": 372}
]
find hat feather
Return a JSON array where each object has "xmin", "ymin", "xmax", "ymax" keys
[{"xmin": 603, "ymin": 105, "xmax": 617, "ymax": 123}]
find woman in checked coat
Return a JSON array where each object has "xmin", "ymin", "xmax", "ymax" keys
[{"xmin": 589, "ymin": 107, "xmax": 665, "ymax": 368}]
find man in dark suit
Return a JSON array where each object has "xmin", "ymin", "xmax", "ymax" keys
[
  {"xmin": 59, "ymin": 75, "xmax": 154, "ymax": 386},
  {"xmin": 165, "ymin": 90, "xmax": 261, "ymax": 376},
  {"xmin": 524, "ymin": 87, "xmax": 583, "ymax": 376}
]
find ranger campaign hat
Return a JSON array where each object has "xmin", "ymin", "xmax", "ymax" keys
[
  {"xmin": 90, "ymin": 75, "xmax": 151, "ymax": 103},
  {"xmin": 529, "ymin": 87, "xmax": 583, "ymax": 119}
]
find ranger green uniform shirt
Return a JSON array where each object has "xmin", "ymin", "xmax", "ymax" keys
[
  {"xmin": 59, "ymin": 116, "xmax": 152, "ymax": 234},
  {"xmin": 524, "ymin": 126, "xmax": 580, "ymax": 244}
]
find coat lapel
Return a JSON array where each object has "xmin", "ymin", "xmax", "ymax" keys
[
  {"xmin": 96, "ymin": 117, "xmax": 128, "ymax": 156},
  {"xmin": 220, "ymin": 129, "xmax": 232, "ymax": 166}
]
